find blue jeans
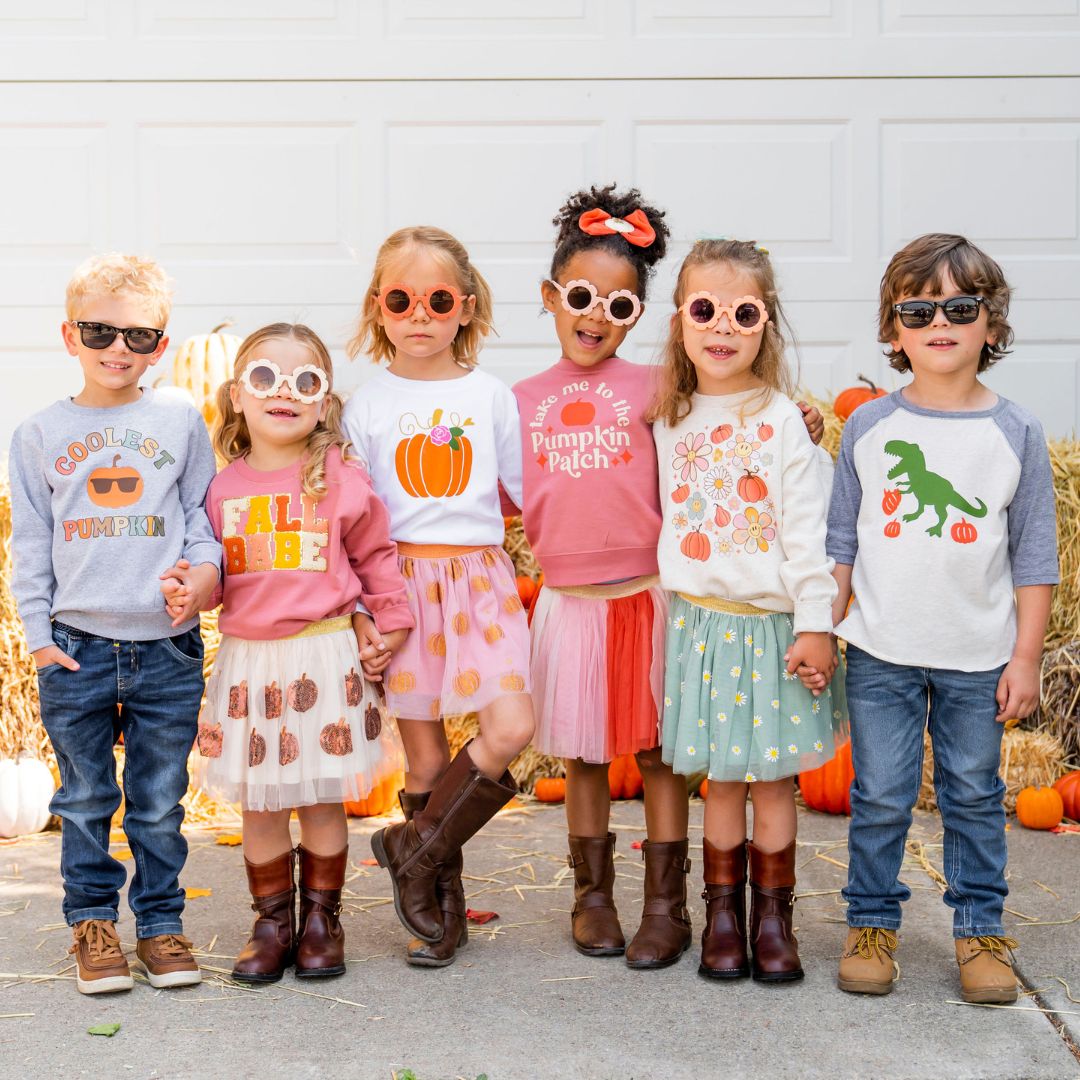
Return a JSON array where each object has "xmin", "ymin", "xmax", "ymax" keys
[
  {"xmin": 842, "ymin": 644, "xmax": 1008, "ymax": 938},
  {"xmin": 36, "ymin": 621, "xmax": 204, "ymax": 938}
]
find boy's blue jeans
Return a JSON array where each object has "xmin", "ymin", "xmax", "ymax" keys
[
  {"xmin": 36, "ymin": 621, "xmax": 204, "ymax": 939},
  {"xmin": 842, "ymin": 644, "xmax": 1008, "ymax": 938}
]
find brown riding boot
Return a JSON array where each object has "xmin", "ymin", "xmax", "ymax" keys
[
  {"xmin": 295, "ymin": 845, "xmax": 348, "ymax": 978},
  {"xmin": 699, "ymin": 839, "xmax": 750, "ymax": 979},
  {"xmin": 371, "ymin": 742, "xmax": 515, "ymax": 943},
  {"xmin": 232, "ymin": 849, "xmax": 296, "ymax": 983},
  {"xmin": 399, "ymin": 790, "xmax": 469, "ymax": 968},
  {"xmin": 747, "ymin": 839, "xmax": 803, "ymax": 982},
  {"xmin": 625, "ymin": 839, "xmax": 692, "ymax": 969},
  {"xmin": 568, "ymin": 833, "xmax": 625, "ymax": 957}
]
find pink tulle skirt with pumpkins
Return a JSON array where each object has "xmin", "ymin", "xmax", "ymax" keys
[
  {"xmin": 383, "ymin": 543, "xmax": 531, "ymax": 721},
  {"xmin": 195, "ymin": 617, "xmax": 400, "ymax": 812}
]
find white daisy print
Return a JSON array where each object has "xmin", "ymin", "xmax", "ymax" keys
[
  {"xmin": 698, "ymin": 717, "xmax": 706, "ymax": 728},
  {"xmin": 703, "ymin": 670, "xmax": 712, "ymax": 684},
  {"xmin": 716, "ymin": 711, "xmax": 729, "ymax": 724},
  {"xmin": 674, "ymin": 615, "xmax": 686, "ymax": 630},
  {"xmin": 788, "ymin": 743, "xmax": 799, "ymax": 755},
  {"xmin": 686, "ymin": 745, "xmax": 697, "ymax": 756},
  {"xmin": 752, "ymin": 715, "xmax": 763, "ymax": 728},
  {"xmin": 754, "ymin": 647, "xmax": 764, "ymax": 658},
  {"xmin": 745, "ymin": 772, "xmax": 757, "ymax": 783},
  {"xmin": 751, "ymin": 670, "xmax": 763, "ymax": 683},
  {"xmin": 781, "ymin": 670, "xmax": 797, "ymax": 682},
  {"xmin": 789, "ymin": 713, "xmax": 802, "ymax": 725},
  {"xmin": 664, "ymin": 696, "xmax": 672, "ymax": 708},
  {"xmin": 744, "ymin": 633, "xmax": 754, "ymax": 647},
  {"xmin": 694, "ymin": 641, "xmax": 706, "ymax": 656},
  {"xmin": 729, "ymin": 665, "xmax": 742, "ymax": 678},
  {"xmin": 766, "ymin": 746, "xmax": 780, "ymax": 761},
  {"xmin": 723, "ymin": 629, "xmax": 736, "ymax": 644},
  {"xmin": 710, "ymin": 742, "xmax": 717, "ymax": 752},
  {"xmin": 734, "ymin": 691, "xmax": 747, "ymax": 706},
  {"xmin": 771, "ymin": 698, "xmax": 780, "ymax": 710},
  {"xmin": 731, "ymin": 745, "xmax": 742, "ymax": 756},
  {"xmin": 814, "ymin": 740, "xmax": 824, "ymax": 753},
  {"xmin": 710, "ymin": 687, "xmax": 718, "ymax": 700},
  {"xmin": 812, "ymin": 700, "xmax": 821, "ymax": 715}
]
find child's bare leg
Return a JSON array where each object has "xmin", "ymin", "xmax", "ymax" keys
[
  {"xmin": 296, "ymin": 802, "xmax": 347, "ymax": 855},
  {"xmin": 748, "ymin": 777, "xmax": 797, "ymax": 852},
  {"xmin": 704, "ymin": 780, "xmax": 749, "ymax": 850},
  {"xmin": 242, "ymin": 809, "xmax": 293, "ymax": 863},
  {"xmin": 565, "ymin": 758, "xmax": 611, "ymax": 837},
  {"xmin": 637, "ymin": 747, "xmax": 689, "ymax": 842},
  {"xmin": 471, "ymin": 693, "xmax": 535, "ymax": 780},
  {"xmin": 398, "ymin": 718, "xmax": 452, "ymax": 793}
]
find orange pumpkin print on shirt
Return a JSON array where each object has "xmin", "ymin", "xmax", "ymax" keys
[
  {"xmin": 395, "ymin": 407, "xmax": 474, "ymax": 498},
  {"xmin": 86, "ymin": 454, "xmax": 143, "ymax": 508}
]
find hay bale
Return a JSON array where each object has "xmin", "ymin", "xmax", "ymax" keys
[
  {"xmin": 503, "ymin": 515, "xmax": 541, "ymax": 580},
  {"xmin": 916, "ymin": 725, "xmax": 1069, "ymax": 814},
  {"xmin": 1034, "ymin": 641, "xmax": 1080, "ymax": 767}
]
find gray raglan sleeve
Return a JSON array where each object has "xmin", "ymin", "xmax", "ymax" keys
[
  {"xmin": 826, "ymin": 421, "xmax": 861, "ymax": 566},
  {"xmin": 178, "ymin": 410, "xmax": 222, "ymax": 574},
  {"xmin": 8, "ymin": 424, "xmax": 59, "ymax": 652},
  {"xmin": 1003, "ymin": 411, "xmax": 1059, "ymax": 586}
]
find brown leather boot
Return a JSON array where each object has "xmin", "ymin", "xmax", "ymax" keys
[
  {"xmin": 625, "ymin": 839, "xmax": 692, "ymax": 969},
  {"xmin": 699, "ymin": 839, "xmax": 750, "ymax": 979},
  {"xmin": 233, "ymin": 849, "xmax": 296, "ymax": 984},
  {"xmin": 747, "ymin": 839, "xmax": 803, "ymax": 982},
  {"xmin": 295, "ymin": 844, "xmax": 348, "ymax": 978},
  {"xmin": 371, "ymin": 742, "xmax": 515, "ymax": 943},
  {"xmin": 568, "ymin": 833, "xmax": 625, "ymax": 957},
  {"xmin": 399, "ymin": 790, "xmax": 469, "ymax": 968}
]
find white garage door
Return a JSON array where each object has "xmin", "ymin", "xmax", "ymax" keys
[{"xmin": 1, "ymin": 3, "xmax": 1078, "ymax": 443}]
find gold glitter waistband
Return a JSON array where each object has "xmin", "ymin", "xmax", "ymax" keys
[
  {"xmin": 396, "ymin": 542, "xmax": 488, "ymax": 558},
  {"xmin": 550, "ymin": 575, "xmax": 660, "ymax": 601},
  {"xmin": 677, "ymin": 593, "xmax": 773, "ymax": 617},
  {"xmin": 284, "ymin": 615, "xmax": 354, "ymax": 640}
]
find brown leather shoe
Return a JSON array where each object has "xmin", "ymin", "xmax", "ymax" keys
[
  {"xmin": 295, "ymin": 845, "xmax": 348, "ymax": 978},
  {"xmin": 232, "ymin": 849, "xmax": 296, "ymax": 984},
  {"xmin": 747, "ymin": 839, "xmax": 803, "ymax": 982},
  {"xmin": 568, "ymin": 833, "xmax": 625, "ymax": 957},
  {"xmin": 625, "ymin": 839, "xmax": 692, "ymax": 969},
  {"xmin": 699, "ymin": 839, "xmax": 749, "ymax": 979},
  {"xmin": 371, "ymin": 742, "xmax": 515, "ymax": 943},
  {"xmin": 399, "ymin": 790, "xmax": 468, "ymax": 969},
  {"xmin": 838, "ymin": 927, "xmax": 899, "ymax": 995},
  {"xmin": 69, "ymin": 920, "xmax": 133, "ymax": 995},
  {"xmin": 135, "ymin": 934, "xmax": 202, "ymax": 988},
  {"xmin": 955, "ymin": 936, "xmax": 1019, "ymax": 1004}
]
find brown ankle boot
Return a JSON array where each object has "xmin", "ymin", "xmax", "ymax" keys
[
  {"xmin": 625, "ymin": 839, "xmax": 692, "ymax": 969},
  {"xmin": 747, "ymin": 839, "xmax": 803, "ymax": 982},
  {"xmin": 233, "ymin": 849, "xmax": 296, "ymax": 983},
  {"xmin": 399, "ymin": 790, "xmax": 469, "ymax": 968},
  {"xmin": 568, "ymin": 833, "xmax": 625, "ymax": 957},
  {"xmin": 371, "ymin": 742, "xmax": 515, "ymax": 943},
  {"xmin": 699, "ymin": 839, "xmax": 749, "ymax": 979},
  {"xmin": 295, "ymin": 845, "xmax": 347, "ymax": 978}
]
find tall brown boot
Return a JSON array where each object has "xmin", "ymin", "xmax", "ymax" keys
[
  {"xmin": 295, "ymin": 845, "xmax": 347, "ymax": 978},
  {"xmin": 625, "ymin": 839, "xmax": 692, "ymax": 969},
  {"xmin": 371, "ymin": 742, "xmax": 515, "ymax": 942},
  {"xmin": 747, "ymin": 839, "xmax": 803, "ymax": 982},
  {"xmin": 699, "ymin": 839, "xmax": 750, "ymax": 979},
  {"xmin": 232, "ymin": 849, "xmax": 296, "ymax": 983},
  {"xmin": 568, "ymin": 833, "xmax": 625, "ymax": 957},
  {"xmin": 399, "ymin": 790, "xmax": 468, "ymax": 968}
]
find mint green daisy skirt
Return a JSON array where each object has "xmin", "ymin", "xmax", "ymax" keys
[{"xmin": 661, "ymin": 593, "xmax": 847, "ymax": 783}]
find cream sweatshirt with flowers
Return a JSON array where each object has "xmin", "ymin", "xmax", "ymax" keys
[{"xmin": 654, "ymin": 390, "xmax": 836, "ymax": 634}]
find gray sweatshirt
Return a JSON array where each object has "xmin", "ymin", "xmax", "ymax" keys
[{"xmin": 9, "ymin": 388, "xmax": 221, "ymax": 652}]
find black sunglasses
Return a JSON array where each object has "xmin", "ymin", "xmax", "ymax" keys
[
  {"xmin": 72, "ymin": 321, "xmax": 164, "ymax": 354},
  {"xmin": 892, "ymin": 296, "xmax": 988, "ymax": 330}
]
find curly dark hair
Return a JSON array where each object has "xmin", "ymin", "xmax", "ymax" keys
[{"xmin": 550, "ymin": 183, "xmax": 669, "ymax": 299}]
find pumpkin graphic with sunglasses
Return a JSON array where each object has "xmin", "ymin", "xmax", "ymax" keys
[{"xmin": 86, "ymin": 454, "xmax": 143, "ymax": 508}]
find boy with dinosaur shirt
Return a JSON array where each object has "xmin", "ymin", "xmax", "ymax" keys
[{"xmin": 824, "ymin": 234, "xmax": 1058, "ymax": 1003}]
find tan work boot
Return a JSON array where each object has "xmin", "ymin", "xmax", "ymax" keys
[
  {"xmin": 69, "ymin": 920, "xmax": 134, "ymax": 995},
  {"xmin": 955, "ymin": 936, "xmax": 1019, "ymax": 1004},
  {"xmin": 135, "ymin": 934, "xmax": 202, "ymax": 988},
  {"xmin": 837, "ymin": 927, "xmax": 899, "ymax": 995}
]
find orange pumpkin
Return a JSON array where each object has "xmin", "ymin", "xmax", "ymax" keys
[
  {"xmin": 699, "ymin": 778, "xmax": 708, "ymax": 798},
  {"xmin": 951, "ymin": 517, "xmax": 978, "ymax": 544},
  {"xmin": 680, "ymin": 528, "xmax": 711, "ymax": 562},
  {"xmin": 453, "ymin": 669, "xmax": 482, "ymax": 698},
  {"xmin": 671, "ymin": 483, "xmax": 691, "ymax": 503},
  {"xmin": 500, "ymin": 673, "xmax": 526, "ymax": 692},
  {"xmin": 395, "ymin": 410, "xmax": 473, "ymax": 498},
  {"xmin": 560, "ymin": 400, "xmax": 595, "ymax": 426},
  {"xmin": 427, "ymin": 633, "xmax": 447, "ymax": 657},
  {"xmin": 710, "ymin": 423, "xmax": 733, "ymax": 444},
  {"xmin": 714, "ymin": 505, "xmax": 731, "ymax": 529},
  {"xmin": 452, "ymin": 612, "xmax": 470, "ymax": 635},
  {"xmin": 799, "ymin": 740, "xmax": 854, "ymax": 815},
  {"xmin": 516, "ymin": 575, "xmax": 539, "ymax": 606},
  {"xmin": 834, "ymin": 374, "xmax": 887, "ymax": 421},
  {"xmin": 608, "ymin": 754, "xmax": 644, "ymax": 800},
  {"xmin": 483, "ymin": 623, "xmax": 505, "ymax": 644},
  {"xmin": 534, "ymin": 777, "xmax": 567, "ymax": 803},
  {"xmin": 882, "ymin": 488, "xmax": 901, "ymax": 515},
  {"xmin": 86, "ymin": 454, "xmax": 144, "ymax": 508},
  {"xmin": 737, "ymin": 470, "xmax": 768, "ymax": 503},
  {"xmin": 344, "ymin": 770, "xmax": 405, "ymax": 817},
  {"xmin": 1015, "ymin": 785, "xmax": 1064, "ymax": 830},
  {"xmin": 757, "ymin": 422, "xmax": 773, "ymax": 442},
  {"xmin": 387, "ymin": 670, "xmax": 416, "ymax": 694},
  {"xmin": 1053, "ymin": 771, "xmax": 1080, "ymax": 821},
  {"xmin": 884, "ymin": 519, "xmax": 901, "ymax": 538}
]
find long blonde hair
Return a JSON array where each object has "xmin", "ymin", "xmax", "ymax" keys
[
  {"xmin": 215, "ymin": 323, "xmax": 352, "ymax": 499},
  {"xmin": 648, "ymin": 239, "xmax": 797, "ymax": 427},
  {"xmin": 346, "ymin": 226, "xmax": 494, "ymax": 367}
]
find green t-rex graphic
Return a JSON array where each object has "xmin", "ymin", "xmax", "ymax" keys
[{"xmin": 883, "ymin": 439, "xmax": 987, "ymax": 538}]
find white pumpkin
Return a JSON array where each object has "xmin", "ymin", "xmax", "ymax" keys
[
  {"xmin": 0, "ymin": 753, "xmax": 56, "ymax": 838},
  {"xmin": 171, "ymin": 321, "xmax": 241, "ymax": 428}
]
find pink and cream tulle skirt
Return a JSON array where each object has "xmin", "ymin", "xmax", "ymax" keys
[
  {"xmin": 384, "ymin": 543, "xmax": 531, "ymax": 721},
  {"xmin": 195, "ymin": 617, "xmax": 400, "ymax": 812},
  {"xmin": 530, "ymin": 576, "xmax": 667, "ymax": 764}
]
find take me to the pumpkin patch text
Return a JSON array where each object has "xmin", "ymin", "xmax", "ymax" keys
[
  {"xmin": 528, "ymin": 378, "xmax": 634, "ymax": 478},
  {"xmin": 221, "ymin": 492, "xmax": 330, "ymax": 574}
]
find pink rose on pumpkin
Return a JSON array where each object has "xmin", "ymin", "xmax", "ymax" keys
[{"xmin": 429, "ymin": 424, "xmax": 452, "ymax": 446}]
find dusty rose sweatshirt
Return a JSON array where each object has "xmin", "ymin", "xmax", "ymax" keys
[
  {"xmin": 512, "ymin": 355, "xmax": 662, "ymax": 586},
  {"xmin": 206, "ymin": 448, "xmax": 413, "ymax": 640}
]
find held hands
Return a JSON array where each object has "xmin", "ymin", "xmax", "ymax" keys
[
  {"xmin": 32, "ymin": 644, "xmax": 79, "ymax": 673},
  {"xmin": 159, "ymin": 558, "xmax": 219, "ymax": 627},
  {"xmin": 797, "ymin": 401, "xmax": 825, "ymax": 446},
  {"xmin": 784, "ymin": 632, "xmax": 837, "ymax": 697},
  {"xmin": 353, "ymin": 612, "xmax": 410, "ymax": 681},
  {"xmin": 995, "ymin": 656, "xmax": 1041, "ymax": 723}
]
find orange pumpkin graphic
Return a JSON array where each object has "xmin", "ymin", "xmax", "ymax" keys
[
  {"xmin": 680, "ymin": 528, "xmax": 711, "ymax": 562},
  {"xmin": 882, "ymin": 488, "xmax": 902, "ymax": 515},
  {"xmin": 884, "ymin": 519, "xmax": 901, "ymax": 538},
  {"xmin": 395, "ymin": 408, "xmax": 474, "ymax": 498},
  {"xmin": 560, "ymin": 399, "xmax": 595, "ymax": 426},
  {"xmin": 737, "ymin": 470, "xmax": 768, "ymax": 503},
  {"xmin": 951, "ymin": 517, "xmax": 978, "ymax": 544},
  {"xmin": 86, "ymin": 454, "xmax": 143, "ymax": 508},
  {"xmin": 453, "ymin": 669, "xmax": 482, "ymax": 698}
]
